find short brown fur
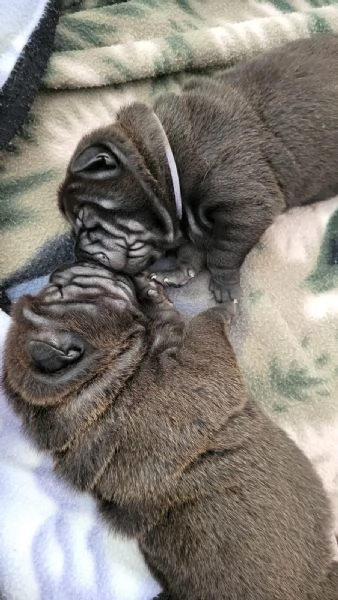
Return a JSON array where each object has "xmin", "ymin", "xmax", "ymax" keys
[{"xmin": 3, "ymin": 263, "xmax": 338, "ymax": 599}]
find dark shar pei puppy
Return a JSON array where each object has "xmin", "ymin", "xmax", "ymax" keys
[
  {"xmin": 3, "ymin": 263, "xmax": 338, "ymax": 599},
  {"xmin": 58, "ymin": 34, "xmax": 338, "ymax": 303}
]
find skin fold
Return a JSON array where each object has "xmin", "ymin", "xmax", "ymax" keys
[
  {"xmin": 3, "ymin": 263, "xmax": 338, "ymax": 599},
  {"xmin": 59, "ymin": 34, "xmax": 338, "ymax": 302}
]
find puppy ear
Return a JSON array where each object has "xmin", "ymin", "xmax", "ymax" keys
[
  {"xmin": 71, "ymin": 144, "xmax": 121, "ymax": 180},
  {"xmin": 28, "ymin": 335, "xmax": 84, "ymax": 373}
]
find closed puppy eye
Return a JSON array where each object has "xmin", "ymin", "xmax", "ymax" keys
[{"xmin": 71, "ymin": 144, "xmax": 120, "ymax": 180}]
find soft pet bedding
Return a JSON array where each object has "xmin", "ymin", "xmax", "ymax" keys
[{"xmin": 0, "ymin": 0, "xmax": 60, "ymax": 150}]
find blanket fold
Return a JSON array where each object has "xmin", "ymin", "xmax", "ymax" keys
[{"xmin": 45, "ymin": 4, "xmax": 338, "ymax": 90}]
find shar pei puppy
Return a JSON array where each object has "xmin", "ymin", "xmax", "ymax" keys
[
  {"xmin": 59, "ymin": 35, "xmax": 338, "ymax": 303},
  {"xmin": 3, "ymin": 263, "xmax": 338, "ymax": 599}
]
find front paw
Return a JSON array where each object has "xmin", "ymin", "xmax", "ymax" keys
[
  {"xmin": 134, "ymin": 275, "xmax": 183, "ymax": 358},
  {"xmin": 150, "ymin": 265, "xmax": 196, "ymax": 288},
  {"xmin": 134, "ymin": 274, "xmax": 174, "ymax": 308}
]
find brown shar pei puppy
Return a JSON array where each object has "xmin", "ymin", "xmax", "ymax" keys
[
  {"xmin": 3, "ymin": 263, "xmax": 338, "ymax": 599},
  {"xmin": 58, "ymin": 35, "xmax": 338, "ymax": 303}
]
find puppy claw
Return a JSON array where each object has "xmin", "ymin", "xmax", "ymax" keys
[
  {"xmin": 134, "ymin": 274, "xmax": 172, "ymax": 307},
  {"xmin": 147, "ymin": 288, "xmax": 158, "ymax": 298},
  {"xmin": 227, "ymin": 299, "xmax": 238, "ymax": 319},
  {"xmin": 150, "ymin": 267, "xmax": 196, "ymax": 288}
]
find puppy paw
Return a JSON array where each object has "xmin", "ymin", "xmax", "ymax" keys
[
  {"xmin": 150, "ymin": 265, "xmax": 196, "ymax": 287},
  {"xmin": 209, "ymin": 278, "xmax": 241, "ymax": 306},
  {"xmin": 134, "ymin": 274, "xmax": 173, "ymax": 307}
]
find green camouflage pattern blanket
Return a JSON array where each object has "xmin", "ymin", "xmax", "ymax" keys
[{"xmin": 1, "ymin": 2, "xmax": 338, "ymax": 597}]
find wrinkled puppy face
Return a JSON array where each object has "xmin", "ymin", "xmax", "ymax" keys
[
  {"xmin": 58, "ymin": 105, "xmax": 179, "ymax": 275},
  {"xmin": 3, "ymin": 263, "xmax": 147, "ymax": 412}
]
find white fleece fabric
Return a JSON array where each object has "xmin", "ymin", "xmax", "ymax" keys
[
  {"xmin": 0, "ymin": 309, "xmax": 160, "ymax": 600},
  {"xmin": 0, "ymin": 0, "xmax": 50, "ymax": 87}
]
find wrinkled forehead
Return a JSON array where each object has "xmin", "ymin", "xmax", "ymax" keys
[
  {"xmin": 12, "ymin": 264, "xmax": 137, "ymax": 326},
  {"xmin": 59, "ymin": 173, "xmax": 146, "ymax": 215},
  {"xmin": 71, "ymin": 202, "xmax": 158, "ymax": 236},
  {"xmin": 59, "ymin": 160, "xmax": 160, "ymax": 231},
  {"xmin": 64, "ymin": 192, "xmax": 150, "ymax": 219},
  {"xmin": 62, "ymin": 200, "xmax": 163, "ymax": 252},
  {"xmin": 49, "ymin": 262, "xmax": 136, "ymax": 298}
]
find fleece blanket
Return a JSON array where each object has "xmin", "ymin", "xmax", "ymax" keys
[
  {"xmin": 2, "ymin": 1, "xmax": 338, "ymax": 599},
  {"xmin": 0, "ymin": 0, "xmax": 60, "ymax": 150}
]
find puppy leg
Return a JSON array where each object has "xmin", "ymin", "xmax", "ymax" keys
[
  {"xmin": 150, "ymin": 244, "xmax": 205, "ymax": 287},
  {"xmin": 204, "ymin": 168, "xmax": 286, "ymax": 303},
  {"xmin": 208, "ymin": 259, "xmax": 241, "ymax": 304},
  {"xmin": 207, "ymin": 227, "xmax": 250, "ymax": 304},
  {"xmin": 207, "ymin": 206, "xmax": 282, "ymax": 303},
  {"xmin": 134, "ymin": 275, "xmax": 185, "ymax": 358}
]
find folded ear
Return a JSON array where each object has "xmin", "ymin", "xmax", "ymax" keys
[
  {"xmin": 104, "ymin": 136, "xmax": 175, "ymax": 240},
  {"xmin": 71, "ymin": 144, "xmax": 121, "ymax": 180},
  {"xmin": 114, "ymin": 103, "xmax": 177, "ymax": 238},
  {"xmin": 28, "ymin": 335, "xmax": 84, "ymax": 373}
]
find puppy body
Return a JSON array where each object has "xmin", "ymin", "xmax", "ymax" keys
[
  {"xmin": 3, "ymin": 264, "xmax": 338, "ymax": 599},
  {"xmin": 59, "ymin": 35, "xmax": 338, "ymax": 301}
]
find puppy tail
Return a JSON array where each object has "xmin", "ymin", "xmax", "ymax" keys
[{"xmin": 310, "ymin": 562, "xmax": 338, "ymax": 600}]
